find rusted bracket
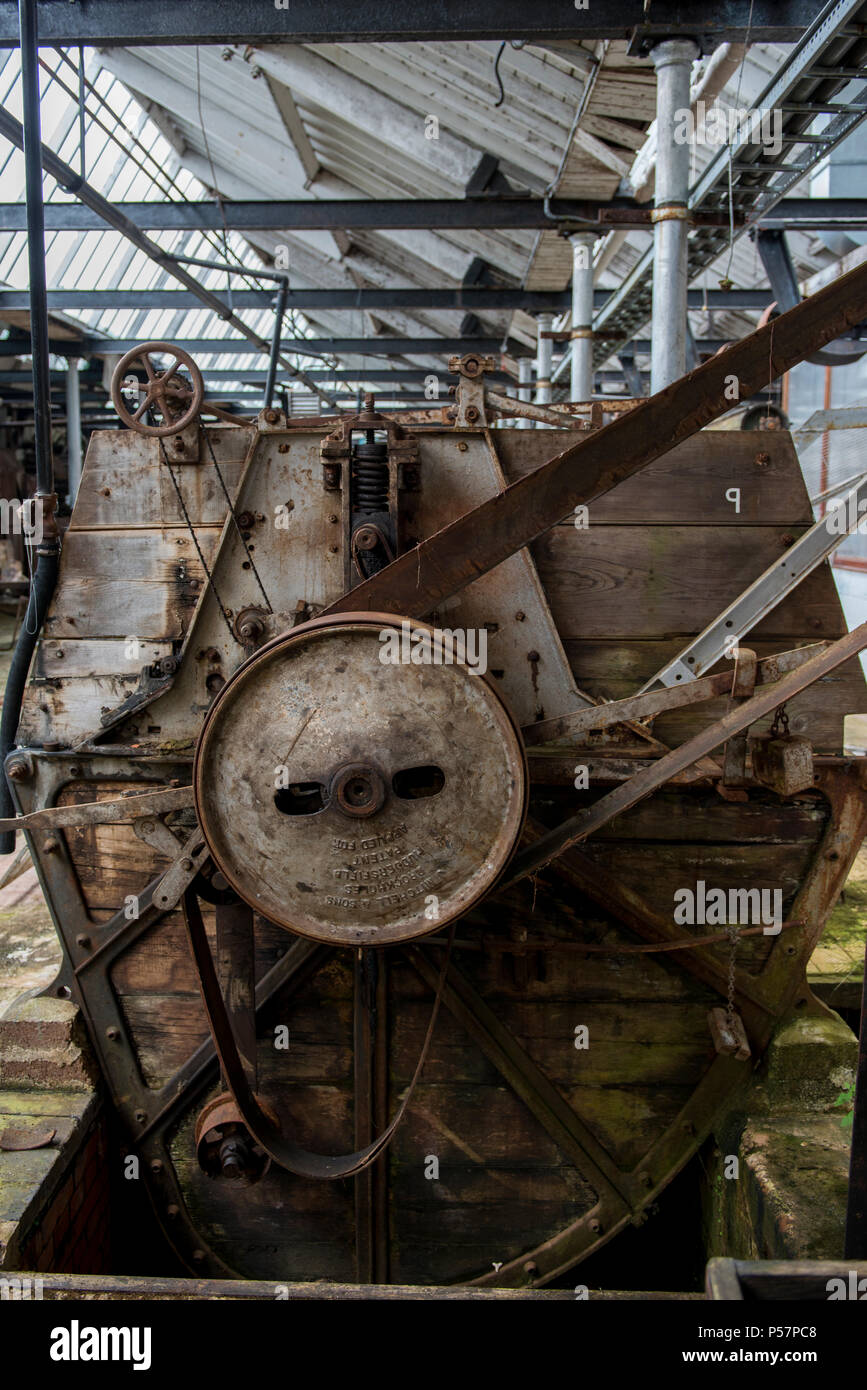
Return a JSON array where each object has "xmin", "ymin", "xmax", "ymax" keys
[
  {"xmin": 721, "ymin": 646, "xmax": 757, "ymax": 794},
  {"xmin": 448, "ymin": 353, "xmax": 495, "ymax": 428},
  {"xmin": 152, "ymin": 827, "xmax": 208, "ymax": 912},
  {"xmin": 0, "ymin": 783, "xmax": 193, "ymax": 835},
  {"xmin": 485, "ymin": 389, "xmax": 593, "ymax": 430},
  {"xmin": 506, "ymin": 619, "xmax": 867, "ymax": 885},
  {"xmin": 522, "ymin": 643, "xmax": 826, "ymax": 747}
]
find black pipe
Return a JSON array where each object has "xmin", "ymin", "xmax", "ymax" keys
[
  {"xmin": 0, "ymin": 547, "xmax": 59, "ymax": 853},
  {"xmin": 0, "ymin": 0, "xmax": 60, "ymax": 854},
  {"xmin": 265, "ymin": 277, "xmax": 288, "ymax": 410},
  {"xmin": 19, "ymin": 0, "xmax": 54, "ymax": 499}
]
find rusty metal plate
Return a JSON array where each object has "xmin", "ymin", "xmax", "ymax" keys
[{"xmin": 194, "ymin": 613, "xmax": 527, "ymax": 945}]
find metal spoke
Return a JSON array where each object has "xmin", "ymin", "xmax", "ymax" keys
[{"xmin": 405, "ymin": 945, "xmax": 636, "ymax": 1211}]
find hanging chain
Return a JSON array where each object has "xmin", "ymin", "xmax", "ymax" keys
[
  {"xmin": 202, "ymin": 427, "xmax": 273, "ymax": 614},
  {"xmin": 770, "ymin": 701, "xmax": 790, "ymax": 738},
  {"xmin": 159, "ymin": 437, "xmax": 235, "ymax": 640},
  {"xmin": 725, "ymin": 921, "xmax": 739, "ymax": 1029}
]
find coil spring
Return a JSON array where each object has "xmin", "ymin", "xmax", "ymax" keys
[{"xmin": 352, "ymin": 441, "xmax": 389, "ymax": 514}]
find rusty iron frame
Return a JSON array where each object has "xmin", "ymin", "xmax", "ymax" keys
[{"xmin": 10, "ymin": 256, "xmax": 867, "ymax": 1287}]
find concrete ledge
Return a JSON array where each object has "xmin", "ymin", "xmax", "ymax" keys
[
  {"xmin": 0, "ymin": 1090, "xmax": 99, "ymax": 1268},
  {"xmin": 702, "ymin": 1006, "xmax": 858, "ymax": 1262},
  {"xmin": 0, "ymin": 998, "xmax": 97, "ymax": 1092}
]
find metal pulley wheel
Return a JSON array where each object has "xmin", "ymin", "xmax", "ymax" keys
[
  {"xmin": 194, "ymin": 613, "xmax": 527, "ymax": 946},
  {"xmin": 111, "ymin": 341, "xmax": 205, "ymax": 437}
]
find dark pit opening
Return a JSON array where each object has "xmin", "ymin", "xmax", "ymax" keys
[
  {"xmin": 392, "ymin": 764, "xmax": 446, "ymax": 800},
  {"xmin": 274, "ymin": 782, "xmax": 326, "ymax": 815}
]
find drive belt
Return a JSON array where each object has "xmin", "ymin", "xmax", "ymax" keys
[{"xmin": 182, "ymin": 887, "xmax": 453, "ymax": 1180}]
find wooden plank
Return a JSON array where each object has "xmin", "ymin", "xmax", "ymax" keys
[
  {"xmin": 71, "ymin": 427, "xmax": 251, "ymax": 530},
  {"xmin": 34, "ymin": 638, "xmax": 173, "ymax": 680},
  {"xmin": 496, "ymin": 429, "xmax": 810, "ymax": 524},
  {"xmin": 533, "ymin": 527, "xmax": 847, "ymax": 640}
]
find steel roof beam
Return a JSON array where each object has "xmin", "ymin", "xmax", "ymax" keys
[
  {"xmin": 2, "ymin": 197, "xmax": 864, "ymax": 233},
  {"xmin": 0, "ymin": 1, "xmax": 822, "ymax": 47},
  {"xmin": 0, "ymin": 334, "xmax": 777, "ymax": 359},
  {"xmin": 0, "ymin": 288, "xmax": 775, "ymax": 313}
]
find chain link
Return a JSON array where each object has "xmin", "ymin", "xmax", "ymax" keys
[
  {"xmin": 725, "ymin": 921, "xmax": 740, "ymax": 1028},
  {"xmin": 159, "ymin": 437, "xmax": 235, "ymax": 639},
  {"xmin": 202, "ymin": 427, "xmax": 273, "ymax": 614},
  {"xmin": 770, "ymin": 701, "xmax": 790, "ymax": 738}
]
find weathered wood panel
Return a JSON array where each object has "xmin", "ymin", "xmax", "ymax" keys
[
  {"xmin": 532, "ymin": 526, "xmax": 842, "ymax": 640},
  {"xmin": 496, "ymin": 429, "xmax": 811, "ymax": 524},
  {"xmin": 70, "ymin": 427, "xmax": 252, "ymax": 530}
]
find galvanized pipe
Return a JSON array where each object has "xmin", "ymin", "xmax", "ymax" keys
[
  {"xmin": 535, "ymin": 313, "xmax": 554, "ymax": 428},
  {"xmin": 65, "ymin": 357, "xmax": 82, "ymax": 501},
  {"xmin": 19, "ymin": 0, "xmax": 54, "ymax": 501},
  {"xmin": 517, "ymin": 355, "xmax": 532, "ymax": 429},
  {"xmin": 569, "ymin": 233, "xmax": 595, "ymax": 402},
  {"xmin": 0, "ymin": 0, "xmax": 60, "ymax": 853},
  {"xmin": 650, "ymin": 37, "xmax": 700, "ymax": 393},
  {"xmin": 265, "ymin": 277, "xmax": 288, "ymax": 409}
]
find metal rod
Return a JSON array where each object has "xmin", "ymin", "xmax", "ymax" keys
[
  {"xmin": 168, "ymin": 251, "xmax": 292, "ymax": 284},
  {"xmin": 516, "ymin": 356, "xmax": 532, "ymax": 430},
  {"xmin": 534, "ymin": 313, "xmax": 553, "ymax": 429},
  {"xmin": 18, "ymin": 0, "xmax": 53, "ymax": 500},
  {"xmin": 76, "ymin": 43, "xmax": 85, "ymax": 182},
  {"xmin": 64, "ymin": 356, "xmax": 82, "ymax": 501},
  {"xmin": 265, "ymin": 278, "xmax": 288, "ymax": 409}
]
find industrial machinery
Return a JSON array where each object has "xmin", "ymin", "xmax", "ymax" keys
[{"xmin": 7, "ymin": 261, "xmax": 867, "ymax": 1287}]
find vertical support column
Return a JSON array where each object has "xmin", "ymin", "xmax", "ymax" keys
[
  {"xmin": 650, "ymin": 37, "xmax": 700, "ymax": 394},
  {"xmin": 65, "ymin": 358, "xmax": 82, "ymax": 504},
  {"xmin": 1, "ymin": 0, "xmax": 61, "ymax": 856},
  {"xmin": 535, "ymin": 313, "xmax": 554, "ymax": 429},
  {"xmin": 19, "ymin": 0, "xmax": 55, "ymax": 506},
  {"xmin": 265, "ymin": 276, "xmax": 288, "ymax": 409},
  {"xmin": 569, "ymin": 233, "xmax": 595, "ymax": 403},
  {"xmin": 517, "ymin": 355, "xmax": 532, "ymax": 429}
]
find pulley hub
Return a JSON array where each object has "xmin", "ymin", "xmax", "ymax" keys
[{"xmin": 194, "ymin": 613, "xmax": 527, "ymax": 945}]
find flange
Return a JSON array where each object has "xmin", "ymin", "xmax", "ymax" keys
[{"xmin": 193, "ymin": 613, "xmax": 527, "ymax": 945}]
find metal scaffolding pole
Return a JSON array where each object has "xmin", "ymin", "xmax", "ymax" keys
[
  {"xmin": 0, "ymin": 0, "xmax": 60, "ymax": 855},
  {"xmin": 517, "ymin": 356, "xmax": 533, "ymax": 430},
  {"xmin": 650, "ymin": 37, "xmax": 700, "ymax": 393},
  {"xmin": 535, "ymin": 313, "xmax": 554, "ymax": 429},
  {"xmin": 65, "ymin": 357, "xmax": 82, "ymax": 501},
  {"xmin": 569, "ymin": 233, "xmax": 596, "ymax": 402}
]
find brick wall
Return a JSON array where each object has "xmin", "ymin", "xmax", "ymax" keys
[{"xmin": 0, "ymin": 997, "xmax": 110, "ymax": 1275}]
